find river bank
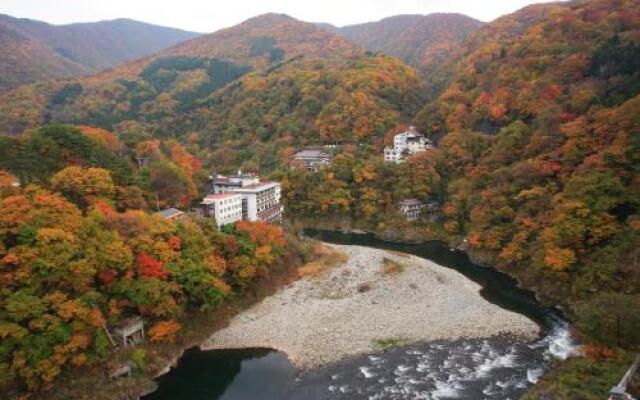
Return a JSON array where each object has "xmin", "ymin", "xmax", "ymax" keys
[
  {"xmin": 201, "ymin": 244, "xmax": 540, "ymax": 368},
  {"xmin": 41, "ymin": 233, "xmax": 316, "ymax": 400}
]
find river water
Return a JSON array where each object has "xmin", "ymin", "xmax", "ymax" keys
[{"xmin": 143, "ymin": 230, "xmax": 579, "ymax": 400}]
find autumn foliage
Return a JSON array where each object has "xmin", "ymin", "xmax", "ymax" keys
[
  {"xmin": 0, "ymin": 169, "xmax": 291, "ymax": 393},
  {"xmin": 148, "ymin": 320, "xmax": 181, "ymax": 342}
]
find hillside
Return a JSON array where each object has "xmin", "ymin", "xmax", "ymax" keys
[
  {"xmin": 0, "ymin": 14, "xmax": 424, "ymax": 174},
  {"xmin": 280, "ymin": 1, "xmax": 640, "ymax": 396},
  {"xmin": 0, "ymin": 14, "xmax": 199, "ymax": 91},
  {"xmin": 420, "ymin": 0, "xmax": 640, "ymax": 301},
  {"xmin": 0, "ymin": 126, "xmax": 306, "ymax": 396},
  {"xmin": 323, "ymin": 14, "xmax": 483, "ymax": 72}
]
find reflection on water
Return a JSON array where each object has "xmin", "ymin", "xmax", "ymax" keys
[
  {"xmin": 143, "ymin": 348, "xmax": 295, "ymax": 400},
  {"xmin": 142, "ymin": 230, "xmax": 579, "ymax": 400}
]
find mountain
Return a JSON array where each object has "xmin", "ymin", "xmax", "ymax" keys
[
  {"xmin": 0, "ymin": 14, "xmax": 199, "ymax": 91},
  {"xmin": 85, "ymin": 13, "xmax": 361, "ymax": 83},
  {"xmin": 320, "ymin": 14, "xmax": 483, "ymax": 72},
  {"xmin": 162, "ymin": 13, "xmax": 357, "ymax": 63},
  {"xmin": 420, "ymin": 1, "xmax": 640, "ymax": 395},
  {"xmin": 0, "ymin": 13, "xmax": 423, "ymax": 173},
  {"xmin": 278, "ymin": 1, "xmax": 640, "ymax": 397}
]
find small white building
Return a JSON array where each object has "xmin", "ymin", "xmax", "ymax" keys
[
  {"xmin": 201, "ymin": 193, "xmax": 243, "ymax": 228},
  {"xmin": 293, "ymin": 148, "xmax": 333, "ymax": 172},
  {"xmin": 384, "ymin": 126, "xmax": 434, "ymax": 164},
  {"xmin": 399, "ymin": 199, "xmax": 423, "ymax": 222},
  {"xmin": 212, "ymin": 171, "xmax": 284, "ymax": 223}
]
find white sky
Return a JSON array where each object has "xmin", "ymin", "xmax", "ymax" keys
[{"xmin": 0, "ymin": 0, "xmax": 561, "ymax": 32}]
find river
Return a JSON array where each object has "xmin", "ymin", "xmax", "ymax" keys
[{"xmin": 143, "ymin": 230, "xmax": 578, "ymax": 400}]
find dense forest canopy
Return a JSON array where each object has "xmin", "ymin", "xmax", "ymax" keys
[
  {"xmin": 0, "ymin": 125, "xmax": 302, "ymax": 394},
  {"xmin": 0, "ymin": 0, "xmax": 639, "ymax": 398},
  {"xmin": 332, "ymin": 13, "xmax": 483, "ymax": 73}
]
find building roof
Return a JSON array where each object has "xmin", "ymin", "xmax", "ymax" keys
[
  {"xmin": 157, "ymin": 208, "xmax": 184, "ymax": 219},
  {"xmin": 201, "ymin": 193, "xmax": 241, "ymax": 204},
  {"xmin": 115, "ymin": 316, "xmax": 143, "ymax": 330},
  {"xmin": 396, "ymin": 126, "xmax": 426, "ymax": 139},
  {"xmin": 400, "ymin": 199, "xmax": 423, "ymax": 207},
  {"xmin": 234, "ymin": 181, "xmax": 279, "ymax": 192},
  {"xmin": 221, "ymin": 171, "xmax": 258, "ymax": 179},
  {"xmin": 213, "ymin": 171, "xmax": 261, "ymax": 187},
  {"xmin": 204, "ymin": 193, "xmax": 240, "ymax": 200},
  {"xmin": 295, "ymin": 149, "xmax": 332, "ymax": 159}
]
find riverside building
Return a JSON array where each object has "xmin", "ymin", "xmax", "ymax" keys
[
  {"xmin": 200, "ymin": 193, "xmax": 243, "ymax": 228},
  {"xmin": 210, "ymin": 171, "xmax": 284, "ymax": 223}
]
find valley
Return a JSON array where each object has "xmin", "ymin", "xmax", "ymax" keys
[{"xmin": 0, "ymin": 0, "xmax": 639, "ymax": 399}]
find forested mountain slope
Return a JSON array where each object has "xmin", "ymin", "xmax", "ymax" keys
[
  {"xmin": 283, "ymin": 0, "xmax": 640, "ymax": 378},
  {"xmin": 430, "ymin": 0, "xmax": 640, "ymax": 362},
  {"xmin": 0, "ymin": 14, "xmax": 424, "ymax": 174},
  {"xmin": 0, "ymin": 19, "xmax": 84, "ymax": 91},
  {"xmin": 328, "ymin": 14, "xmax": 483, "ymax": 72},
  {"xmin": 412, "ymin": 0, "xmax": 640, "ymax": 295},
  {"xmin": 0, "ymin": 14, "xmax": 199, "ymax": 91}
]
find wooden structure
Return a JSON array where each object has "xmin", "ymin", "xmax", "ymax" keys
[
  {"xmin": 113, "ymin": 316, "xmax": 145, "ymax": 348},
  {"xmin": 610, "ymin": 355, "xmax": 640, "ymax": 400},
  {"xmin": 399, "ymin": 199, "xmax": 423, "ymax": 222},
  {"xmin": 108, "ymin": 362, "xmax": 132, "ymax": 380}
]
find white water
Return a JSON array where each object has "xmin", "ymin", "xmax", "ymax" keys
[
  {"xmin": 530, "ymin": 317, "xmax": 581, "ymax": 360},
  {"xmin": 300, "ymin": 319, "xmax": 581, "ymax": 400}
]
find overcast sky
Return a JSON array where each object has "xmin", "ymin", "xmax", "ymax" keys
[{"xmin": 0, "ymin": 0, "xmax": 560, "ymax": 32}]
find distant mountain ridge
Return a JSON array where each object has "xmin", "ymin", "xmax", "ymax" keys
[
  {"xmin": 320, "ymin": 13, "xmax": 483, "ymax": 71},
  {"xmin": 0, "ymin": 14, "xmax": 200, "ymax": 91},
  {"xmin": 0, "ymin": 13, "xmax": 378, "ymax": 135},
  {"xmin": 160, "ymin": 13, "xmax": 359, "ymax": 65}
]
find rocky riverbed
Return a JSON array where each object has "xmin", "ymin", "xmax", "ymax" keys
[{"xmin": 201, "ymin": 244, "xmax": 540, "ymax": 368}]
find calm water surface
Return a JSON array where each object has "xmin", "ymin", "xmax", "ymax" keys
[{"xmin": 143, "ymin": 230, "xmax": 578, "ymax": 400}]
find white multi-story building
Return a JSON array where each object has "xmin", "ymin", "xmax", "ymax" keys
[
  {"xmin": 211, "ymin": 171, "xmax": 284, "ymax": 223},
  {"xmin": 384, "ymin": 126, "xmax": 434, "ymax": 164},
  {"xmin": 201, "ymin": 193, "xmax": 243, "ymax": 228}
]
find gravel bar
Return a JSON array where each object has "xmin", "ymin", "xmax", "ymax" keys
[{"xmin": 201, "ymin": 244, "xmax": 540, "ymax": 368}]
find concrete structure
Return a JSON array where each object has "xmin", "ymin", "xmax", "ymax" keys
[
  {"xmin": 399, "ymin": 199, "xmax": 423, "ymax": 222},
  {"xmin": 609, "ymin": 355, "xmax": 640, "ymax": 400},
  {"xmin": 293, "ymin": 148, "xmax": 333, "ymax": 172},
  {"xmin": 201, "ymin": 193, "xmax": 243, "ymax": 228},
  {"xmin": 156, "ymin": 208, "xmax": 185, "ymax": 222},
  {"xmin": 113, "ymin": 316, "xmax": 144, "ymax": 348},
  {"xmin": 384, "ymin": 126, "xmax": 434, "ymax": 164},
  {"xmin": 211, "ymin": 171, "xmax": 283, "ymax": 223}
]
